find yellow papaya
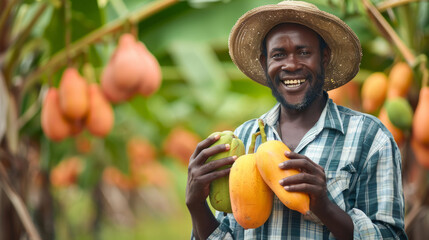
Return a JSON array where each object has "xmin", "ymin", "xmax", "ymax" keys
[
  {"xmin": 255, "ymin": 119, "xmax": 310, "ymax": 215},
  {"xmin": 230, "ymin": 132, "xmax": 273, "ymax": 229}
]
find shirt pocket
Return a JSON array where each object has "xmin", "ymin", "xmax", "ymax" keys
[{"xmin": 325, "ymin": 163, "xmax": 356, "ymax": 211}]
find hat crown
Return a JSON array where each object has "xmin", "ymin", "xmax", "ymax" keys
[{"xmin": 278, "ymin": 0, "xmax": 317, "ymax": 9}]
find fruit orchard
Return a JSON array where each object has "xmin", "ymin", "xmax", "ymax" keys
[{"xmin": 0, "ymin": 0, "xmax": 429, "ymax": 239}]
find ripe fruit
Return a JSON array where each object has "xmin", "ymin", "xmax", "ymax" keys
[
  {"xmin": 85, "ymin": 83, "xmax": 114, "ymax": 137},
  {"xmin": 412, "ymin": 86, "xmax": 429, "ymax": 145},
  {"xmin": 387, "ymin": 62, "xmax": 413, "ymax": 98},
  {"xmin": 102, "ymin": 166, "xmax": 135, "ymax": 190},
  {"xmin": 127, "ymin": 137, "xmax": 157, "ymax": 167},
  {"xmin": 255, "ymin": 119, "xmax": 310, "ymax": 215},
  {"xmin": 101, "ymin": 64, "xmax": 134, "ymax": 103},
  {"xmin": 362, "ymin": 72, "xmax": 388, "ymax": 113},
  {"xmin": 110, "ymin": 34, "xmax": 144, "ymax": 91},
  {"xmin": 58, "ymin": 67, "xmax": 89, "ymax": 120},
  {"xmin": 206, "ymin": 131, "xmax": 245, "ymax": 213},
  {"xmin": 230, "ymin": 132, "xmax": 273, "ymax": 229},
  {"xmin": 135, "ymin": 42, "xmax": 162, "ymax": 97},
  {"xmin": 411, "ymin": 138, "xmax": 429, "ymax": 169},
  {"xmin": 50, "ymin": 157, "xmax": 83, "ymax": 187},
  {"xmin": 163, "ymin": 127, "xmax": 201, "ymax": 166},
  {"xmin": 384, "ymin": 97, "xmax": 413, "ymax": 130},
  {"xmin": 41, "ymin": 88, "xmax": 72, "ymax": 141}
]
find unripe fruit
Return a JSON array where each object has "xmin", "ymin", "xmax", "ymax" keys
[
  {"xmin": 378, "ymin": 107, "xmax": 404, "ymax": 146},
  {"xmin": 85, "ymin": 84, "xmax": 114, "ymax": 137},
  {"xmin": 59, "ymin": 67, "xmax": 89, "ymax": 120},
  {"xmin": 206, "ymin": 131, "xmax": 245, "ymax": 213},
  {"xmin": 384, "ymin": 97, "xmax": 413, "ymax": 130},
  {"xmin": 41, "ymin": 88, "xmax": 71, "ymax": 141}
]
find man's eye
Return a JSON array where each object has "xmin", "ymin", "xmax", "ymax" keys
[
  {"xmin": 299, "ymin": 51, "xmax": 310, "ymax": 56},
  {"xmin": 272, "ymin": 53, "xmax": 285, "ymax": 58}
]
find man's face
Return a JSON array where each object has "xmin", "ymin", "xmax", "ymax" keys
[{"xmin": 263, "ymin": 23, "xmax": 329, "ymax": 111}]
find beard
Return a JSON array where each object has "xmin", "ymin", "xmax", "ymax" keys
[{"xmin": 266, "ymin": 68, "xmax": 325, "ymax": 111}]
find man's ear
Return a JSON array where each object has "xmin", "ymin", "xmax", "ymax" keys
[
  {"xmin": 260, "ymin": 54, "xmax": 267, "ymax": 73},
  {"xmin": 322, "ymin": 46, "xmax": 331, "ymax": 69}
]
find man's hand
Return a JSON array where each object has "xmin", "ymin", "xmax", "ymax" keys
[
  {"xmin": 278, "ymin": 151, "xmax": 330, "ymax": 214},
  {"xmin": 185, "ymin": 134, "xmax": 236, "ymax": 240},
  {"xmin": 278, "ymin": 151, "xmax": 353, "ymax": 240}
]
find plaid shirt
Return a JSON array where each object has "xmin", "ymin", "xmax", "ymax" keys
[{"xmin": 203, "ymin": 98, "xmax": 406, "ymax": 240}]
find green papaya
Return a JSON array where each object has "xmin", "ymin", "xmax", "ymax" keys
[
  {"xmin": 384, "ymin": 97, "xmax": 413, "ymax": 130},
  {"xmin": 206, "ymin": 131, "xmax": 245, "ymax": 213}
]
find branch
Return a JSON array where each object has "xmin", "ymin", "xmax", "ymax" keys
[
  {"xmin": 22, "ymin": 0, "xmax": 179, "ymax": 94},
  {"xmin": 3, "ymin": 3, "xmax": 48, "ymax": 85},
  {"xmin": 377, "ymin": 0, "xmax": 428, "ymax": 12},
  {"xmin": 0, "ymin": 0, "xmax": 20, "ymax": 36},
  {"xmin": 361, "ymin": 0, "xmax": 416, "ymax": 65},
  {"xmin": 0, "ymin": 160, "xmax": 42, "ymax": 240}
]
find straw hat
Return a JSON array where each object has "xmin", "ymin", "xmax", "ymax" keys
[{"xmin": 228, "ymin": 0, "xmax": 362, "ymax": 91}]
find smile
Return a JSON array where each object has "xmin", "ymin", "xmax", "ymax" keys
[{"xmin": 282, "ymin": 79, "xmax": 306, "ymax": 88}]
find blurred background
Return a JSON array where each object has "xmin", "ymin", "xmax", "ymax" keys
[{"xmin": 0, "ymin": 0, "xmax": 428, "ymax": 239}]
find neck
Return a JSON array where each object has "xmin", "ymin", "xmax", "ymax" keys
[{"xmin": 280, "ymin": 91, "xmax": 327, "ymax": 126}]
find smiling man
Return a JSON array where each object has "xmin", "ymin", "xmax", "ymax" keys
[{"xmin": 185, "ymin": 1, "xmax": 407, "ymax": 239}]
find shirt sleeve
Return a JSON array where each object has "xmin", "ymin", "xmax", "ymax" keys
[
  {"xmin": 190, "ymin": 211, "xmax": 234, "ymax": 240},
  {"xmin": 349, "ymin": 131, "xmax": 407, "ymax": 239}
]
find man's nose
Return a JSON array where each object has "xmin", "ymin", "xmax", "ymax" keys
[{"xmin": 281, "ymin": 56, "xmax": 300, "ymax": 71}]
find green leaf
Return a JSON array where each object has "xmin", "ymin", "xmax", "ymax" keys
[{"xmin": 169, "ymin": 41, "xmax": 229, "ymax": 114}]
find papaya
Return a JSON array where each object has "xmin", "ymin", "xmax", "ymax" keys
[
  {"xmin": 384, "ymin": 97, "xmax": 413, "ymax": 130},
  {"xmin": 110, "ymin": 33, "xmax": 144, "ymax": 91},
  {"xmin": 387, "ymin": 62, "xmax": 413, "ymax": 98},
  {"xmin": 101, "ymin": 60, "xmax": 135, "ymax": 104},
  {"xmin": 135, "ymin": 42, "xmax": 162, "ymax": 97},
  {"xmin": 411, "ymin": 138, "xmax": 429, "ymax": 169},
  {"xmin": 163, "ymin": 127, "xmax": 201, "ymax": 166},
  {"xmin": 230, "ymin": 132, "xmax": 273, "ymax": 229},
  {"xmin": 378, "ymin": 107, "xmax": 405, "ymax": 146},
  {"xmin": 361, "ymin": 72, "xmax": 388, "ymax": 113},
  {"xmin": 58, "ymin": 67, "xmax": 89, "ymax": 120},
  {"xmin": 41, "ymin": 88, "xmax": 72, "ymax": 141},
  {"xmin": 206, "ymin": 131, "xmax": 245, "ymax": 213},
  {"xmin": 412, "ymin": 86, "xmax": 429, "ymax": 145},
  {"xmin": 255, "ymin": 119, "xmax": 310, "ymax": 215},
  {"xmin": 85, "ymin": 83, "xmax": 114, "ymax": 137}
]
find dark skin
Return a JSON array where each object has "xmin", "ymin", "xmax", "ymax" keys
[{"xmin": 186, "ymin": 23, "xmax": 353, "ymax": 240}]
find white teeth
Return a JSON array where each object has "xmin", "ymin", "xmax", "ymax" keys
[{"xmin": 283, "ymin": 79, "xmax": 306, "ymax": 86}]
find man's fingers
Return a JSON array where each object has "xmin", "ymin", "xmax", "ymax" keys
[
  {"xmin": 190, "ymin": 134, "xmax": 220, "ymax": 160},
  {"xmin": 198, "ymin": 156, "xmax": 237, "ymax": 175}
]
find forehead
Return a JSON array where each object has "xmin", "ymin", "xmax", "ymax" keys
[{"xmin": 265, "ymin": 23, "xmax": 321, "ymax": 47}]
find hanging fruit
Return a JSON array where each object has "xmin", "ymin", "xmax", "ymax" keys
[
  {"xmin": 135, "ymin": 42, "xmax": 162, "ymax": 97},
  {"xmin": 412, "ymin": 86, "xmax": 429, "ymax": 145},
  {"xmin": 361, "ymin": 72, "xmax": 388, "ymax": 113},
  {"xmin": 387, "ymin": 62, "xmax": 413, "ymax": 98},
  {"xmin": 41, "ymin": 88, "xmax": 72, "ymax": 141},
  {"xmin": 85, "ymin": 83, "xmax": 114, "ymax": 137},
  {"xmin": 384, "ymin": 97, "xmax": 413, "ymax": 131},
  {"xmin": 378, "ymin": 107, "xmax": 405, "ymax": 146},
  {"xmin": 58, "ymin": 67, "xmax": 89, "ymax": 120}
]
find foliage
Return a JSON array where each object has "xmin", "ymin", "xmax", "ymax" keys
[{"xmin": 0, "ymin": 0, "xmax": 428, "ymax": 239}]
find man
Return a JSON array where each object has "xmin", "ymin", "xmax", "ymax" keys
[{"xmin": 186, "ymin": 1, "xmax": 407, "ymax": 239}]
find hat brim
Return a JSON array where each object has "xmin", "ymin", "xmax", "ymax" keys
[{"xmin": 228, "ymin": 1, "xmax": 362, "ymax": 91}]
